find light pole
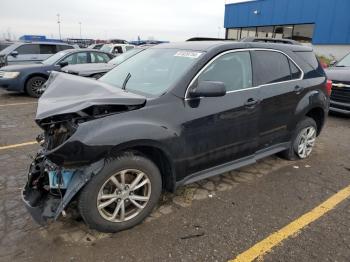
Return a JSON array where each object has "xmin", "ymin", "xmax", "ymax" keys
[
  {"xmin": 57, "ymin": 14, "xmax": 61, "ymax": 40},
  {"xmin": 79, "ymin": 22, "xmax": 82, "ymax": 39}
]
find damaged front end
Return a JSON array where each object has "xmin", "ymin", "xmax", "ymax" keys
[{"xmin": 22, "ymin": 72, "xmax": 147, "ymax": 225}]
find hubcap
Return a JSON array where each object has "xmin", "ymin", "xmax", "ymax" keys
[
  {"xmin": 296, "ymin": 126, "xmax": 316, "ymax": 159},
  {"xmin": 97, "ymin": 169, "xmax": 151, "ymax": 223}
]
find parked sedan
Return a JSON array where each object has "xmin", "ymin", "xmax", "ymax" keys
[
  {"xmin": 62, "ymin": 47, "xmax": 147, "ymax": 79},
  {"xmin": 0, "ymin": 49, "xmax": 114, "ymax": 97},
  {"xmin": 325, "ymin": 52, "xmax": 350, "ymax": 115}
]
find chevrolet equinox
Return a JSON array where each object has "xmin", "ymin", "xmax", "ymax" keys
[{"xmin": 22, "ymin": 41, "xmax": 331, "ymax": 233}]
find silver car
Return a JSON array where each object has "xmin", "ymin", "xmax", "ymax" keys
[{"xmin": 0, "ymin": 42, "xmax": 75, "ymax": 68}]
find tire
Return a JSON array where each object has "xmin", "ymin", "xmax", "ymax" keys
[
  {"xmin": 78, "ymin": 152, "xmax": 162, "ymax": 233},
  {"xmin": 25, "ymin": 76, "xmax": 47, "ymax": 98},
  {"xmin": 280, "ymin": 117, "xmax": 317, "ymax": 160}
]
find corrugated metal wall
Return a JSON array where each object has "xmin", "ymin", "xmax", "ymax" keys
[{"xmin": 224, "ymin": 0, "xmax": 350, "ymax": 44}]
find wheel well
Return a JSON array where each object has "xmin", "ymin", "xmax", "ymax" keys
[
  {"xmin": 24, "ymin": 73, "xmax": 48, "ymax": 92},
  {"xmin": 306, "ymin": 107, "xmax": 325, "ymax": 136},
  {"xmin": 119, "ymin": 146, "xmax": 175, "ymax": 192}
]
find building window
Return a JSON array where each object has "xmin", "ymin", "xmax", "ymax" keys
[
  {"xmin": 274, "ymin": 25, "xmax": 293, "ymax": 39},
  {"xmin": 226, "ymin": 23, "xmax": 315, "ymax": 43},
  {"xmin": 293, "ymin": 24, "xmax": 314, "ymax": 43},
  {"xmin": 256, "ymin": 26, "xmax": 274, "ymax": 38},
  {"xmin": 241, "ymin": 27, "xmax": 257, "ymax": 38}
]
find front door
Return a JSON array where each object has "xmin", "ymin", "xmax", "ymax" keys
[{"xmin": 181, "ymin": 51, "xmax": 261, "ymax": 176}]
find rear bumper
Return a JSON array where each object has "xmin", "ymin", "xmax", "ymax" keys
[
  {"xmin": 330, "ymin": 100, "xmax": 350, "ymax": 115},
  {"xmin": 0, "ymin": 78, "xmax": 23, "ymax": 92}
]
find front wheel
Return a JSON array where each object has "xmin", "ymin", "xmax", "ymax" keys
[
  {"xmin": 25, "ymin": 76, "xmax": 47, "ymax": 98},
  {"xmin": 78, "ymin": 152, "xmax": 162, "ymax": 233},
  {"xmin": 280, "ymin": 117, "xmax": 317, "ymax": 160}
]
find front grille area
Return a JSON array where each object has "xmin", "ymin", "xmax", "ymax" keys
[{"xmin": 331, "ymin": 81, "xmax": 350, "ymax": 103}]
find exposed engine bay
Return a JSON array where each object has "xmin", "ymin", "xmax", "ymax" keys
[{"xmin": 22, "ymin": 72, "xmax": 147, "ymax": 224}]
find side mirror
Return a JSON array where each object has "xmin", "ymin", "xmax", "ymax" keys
[
  {"xmin": 330, "ymin": 60, "xmax": 337, "ymax": 67},
  {"xmin": 10, "ymin": 51, "xmax": 18, "ymax": 57},
  {"xmin": 58, "ymin": 61, "xmax": 69, "ymax": 68},
  {"xmin": 189, "ymin": 81, "xmax": 226, "ymax": 98}
]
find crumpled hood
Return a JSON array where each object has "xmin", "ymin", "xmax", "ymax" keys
[
  {"xmin": 36, "ymin": 72, "xmax": 146, "ymax": 120},
  {"xmin": 325, "ymin": 67, "xmax": 350, "ymax": 82}
]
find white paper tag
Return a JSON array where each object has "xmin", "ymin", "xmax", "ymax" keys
[{"xmin": 174, "ymin": 51, "xmax": 202, "ymax": 59}]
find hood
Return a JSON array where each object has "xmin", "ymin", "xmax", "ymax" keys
[
  {"xmin": 36, "ymin": 72, "xmax": 146, "ymax": 120},
  {"xmin": 62, "ymin": 63, "xmax": 114, "ymax": 75},
  {"xmin": 325, "ymin": 67, "xmax": 350, "ymax": 82},
  {"xmin": 1, "ymin": 63, "xmax": 49, "ymax": 71}
]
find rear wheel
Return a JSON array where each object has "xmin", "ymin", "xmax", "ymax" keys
[
  {"xmin": 280, "ymin": 117, "xmax": 317, "ymax": 160},
  {"xmin": 25, "ymin": 76, "xmax": 47, "ymax": 98},
  {"xmin": 78, "ymin": 152, "xmax": 162, "ymax": 233}
]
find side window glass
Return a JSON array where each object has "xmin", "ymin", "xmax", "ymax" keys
[
  {"xmin": 197, "ymin": 51, "xmax": 252, "ymax": 92},
  {"xmin": 289, "ymin": 60, "xmax": 302, "ymax": 79},
  {"xmin": 40, "ymin": 44, "xmax": 57, "ymax": 54},
  {"xmin": 57, "ymin": 45, "xmax": 74, "ymax": 51},
  {"xmin": 15, "ymin": 44, "xmax": 40, "ymax": 54},
  {"xmin": 61, "ymin": 54, "xmax": 77, "ymax": 65},
  {"xmin": 252, "ymin": 51, "xmax": 291, "ymax": 85},
  {"xmin": 76, "ymin": 52, "xmax": 88, "ymax": 64},
  {"xmin": 91, "ymin": 52, "xmax": 110, "ymax": 63}
]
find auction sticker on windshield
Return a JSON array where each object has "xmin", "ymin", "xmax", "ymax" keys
[{"xmin": 174, "ymin": 51, "xmax": 203, "ymax": 59}]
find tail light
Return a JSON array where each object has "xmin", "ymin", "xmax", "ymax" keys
[{"xmin": 326, "ymin": 79, "xmax": 332, "ymax": 96}]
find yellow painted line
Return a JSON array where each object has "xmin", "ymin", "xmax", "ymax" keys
[
  {"xmin": 0, "ymin": 102, "xmax": 37, "ymax": 107},
  {"xmin": 230, "ymin": 184, "xmax": 350, "ymax": 262},
  {"xmin": 0, "ymin": 141, "xmax": 37, "ymax": 150}
]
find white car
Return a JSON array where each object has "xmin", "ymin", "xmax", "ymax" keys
[{"xmin": 100, "ymin": 43, "xmax": 135, "ymax": 55}]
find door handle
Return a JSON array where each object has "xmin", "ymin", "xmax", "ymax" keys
[
  {"xmin": 294, "ymin": 85, "xmax": 304, "ymax": 94},
  {"xmin": 245, "ymin": 98, "xmax": 259, "ymax": 108}
]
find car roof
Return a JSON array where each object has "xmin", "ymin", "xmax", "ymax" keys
[
  {"xmin": 151, "ymin": 41, "xmax": 313, "ymax": 52},
  {"xmin": 18, "ymin": 41, "xmax": 73, "ymax": 46}
]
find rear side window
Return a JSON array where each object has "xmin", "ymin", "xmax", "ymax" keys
[
  {"xmin": 40, "ymin": 44, "xmax": 57, "ymax": 54},
  {"xmin": 289, "ymin": 60, "xmax": 302, "ymax": 79},
  {"xmin": 198, "ymin": 51, "xmax": 252, "ymax": 92},
  {"xmin": 252, "ymin": 51, "xmax": 292, "ymax": 85},
  {"xmin": 15, "ymin": 44, "xmax": 40, "ymax": 54},
  {"xmin": 90, "ymin": 52, "xmax": 110, "ymax": 63},
  {"xmin": 294, "ymin": 51, "xmax": 319, "ymax": 69}
]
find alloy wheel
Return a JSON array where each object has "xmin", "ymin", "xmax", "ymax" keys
[
  {"xmin": 96, "ymin": 169, "xmax": 151, "ymax": 223},
  {"xmin": 296, "ymin": 126, "xmax": 316, "ymax": 159}
]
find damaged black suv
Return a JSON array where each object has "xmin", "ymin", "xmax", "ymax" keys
[{"xmin": 23, "ymin": 41, "xmax": 330, "ymax": 233}]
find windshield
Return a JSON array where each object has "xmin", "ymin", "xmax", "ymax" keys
[
  {"xmin": 99, "ymin": 48, "xmax": 203, "ymax": 96},
  {"xmin": 42, "ymin": 51, "xmax": 68, "ymax": 65},
  {"xmin": 336, "ymin": 53, "xmax": 350, "ymax": 67},
  {"xmin": 108, "ymin": 48, "xmax": 144, "ymax": 65},
  {"xmin": 100, "ymin": 45, "xmax": 112, "ymax": 53}
]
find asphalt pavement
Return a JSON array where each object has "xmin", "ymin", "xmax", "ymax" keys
[{"xmin": 0, "ymin": 89, "xmax": 349, "ymax": 262}]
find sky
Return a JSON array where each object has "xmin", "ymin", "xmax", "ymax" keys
[{"xmin": 0, "ymin": 0, "xmax": 248, "ymax": 42}]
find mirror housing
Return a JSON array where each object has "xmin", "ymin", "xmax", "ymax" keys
[
  {"xmin": 330, "ymin": 60, "xmax": 337, "ymax": 67},
  {"xmin": 58, "ymin": 61, "xmax": 69, "ymax": 68},
  {"xmin": 189, "ymin": 81, "xmax": 226, "ymax": 98},
  {"xmin": 10, "ymin": 51, "xmax": 18, "ymax": 57}
]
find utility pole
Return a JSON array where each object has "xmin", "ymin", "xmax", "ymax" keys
[
  {"xmin": 57, "ymin": 14, "xmax": 62, "ymax": 40},
  {"xmin": 79, "ymin": 22, "xmax": 82, "ymax": 39}
]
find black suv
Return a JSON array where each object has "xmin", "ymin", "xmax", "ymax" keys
[{"xmin": 23, "ymin": 41, "xmax": 330, "ymax": 233}]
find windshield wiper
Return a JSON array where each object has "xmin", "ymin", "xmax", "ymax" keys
[{"xmin": 122, "ymin": 72, "xmax": 132, "ymax": 90}]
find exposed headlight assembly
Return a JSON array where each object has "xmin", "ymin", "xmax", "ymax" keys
[{"xmin": 3, "ymin": 71, "xmax": 20, "ymax": 79}]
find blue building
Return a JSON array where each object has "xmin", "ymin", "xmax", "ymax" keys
[{"xmin": 224, "ymin": 0, "xmax": 350, "ymax": 59}]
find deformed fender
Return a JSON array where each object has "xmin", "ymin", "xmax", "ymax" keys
[{"xmin": 294, "ymin": 89, "xmax": 328, "ymax": 119}]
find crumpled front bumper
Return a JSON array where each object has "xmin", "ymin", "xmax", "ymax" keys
[{"xmin": 22, "ymin": 156, "xmax": 104, "ymax": 225}]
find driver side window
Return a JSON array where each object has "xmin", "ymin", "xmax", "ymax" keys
[{"xmin": 198, "ymin": 51, "xmax": 252, "ymax": 92}]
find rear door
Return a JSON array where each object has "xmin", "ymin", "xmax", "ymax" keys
[
  {"xmin": 250, "ymin": 50, "xmax": 303, "ymax": 150},
  {"xmin": 8, "ymin": 44, "xmax": 40, "ymax": 64},
  {"xmin": 183, "ymin": 50, "xmax": 260, "ymax": 175},
  {"xmin": 39, "ymin": 44, "xmax": 57, "ymax": 61}
]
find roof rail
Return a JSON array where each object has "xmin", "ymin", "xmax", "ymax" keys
[
  {"xmin": 186, "ymin": 37, "xmax": 230, "ymax": 42},
  {"xmin": 240, "ymin": 37, "xmax": 301, "ymax": 45}
]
